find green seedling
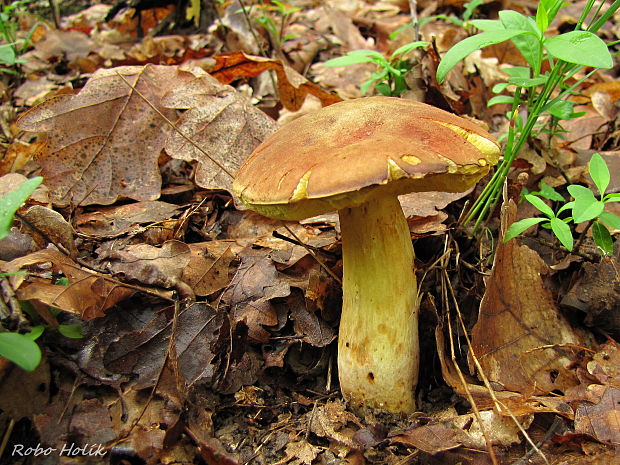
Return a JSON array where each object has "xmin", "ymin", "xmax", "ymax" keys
[
  {"xmin": 0, "ymin": 176, "xmax": 43, "ymax": 371},
  {"xmin": 0, "ymin": 0, "xmax": 37, "ymax": 73},
  {"xmin": 436, "ymin": 0, "xmax": 618, "ymax": 231},
  {"xmin": 322, "ymin": 41, "xmax": 428, "ymax": 96},
  {"xmin": 241, "ymin": 0, "xmax": 301, "ymax": 47},
  {"xmin": 504, "ymin": 153, "xmax": 620, "ymax": 255}
]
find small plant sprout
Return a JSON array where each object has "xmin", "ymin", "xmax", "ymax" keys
[
  {"xmin": 504, "ymin": 154, "xmax": 620, "ymax": 256},
  {"xmin": 0, "ymin": 176, "xmax": 43, "ymax": 371},
  {"xmin": 241, "ymin": 0, "xmax": 301, "ymax": 48},
  {"xmin": 322, "ymin": 41, "xmax": 428, "ymax": 96}
]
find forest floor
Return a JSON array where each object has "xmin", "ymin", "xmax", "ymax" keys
[{"xmin": 0, "ymin": 0, "xmax": 618, "ymax": 464}]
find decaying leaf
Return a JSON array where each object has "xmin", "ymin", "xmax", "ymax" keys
[
  {"xmin": 182, "ymin": 242, "xmax": 237, "ymax": 297},
  {"xmin": 75, "ymin": 200, "xmax": 182, "ymax": 237},
  {"xmin": 17, "ymin": 65, "xmax": 192, "ymax": 206},
  {"xmin": 208, "ymin": 51, "xmax": 342, "ymax": 111},
  {"xmin": 103, "ymin": 303, "xmax": 225, "ymax": 388},
  {"xmin": 162, "ymin": 70, "xmax": 277, "ymax": 193},
  {"xmin": 2, "ymin": 248, "xmax": 135, "ymax": 319},
  {"xmin": 224, "ymin": 250, "xmax": 291, "ymax": 343},
  {"xmin": 471, "ymin": 199, "xmax": 585, "ymax": 395},
  {"xmin": 392, "ymin": 409, "xmax": 533, "ymax": 452},
  {"xmin": 574, "ymin": 386, "xmax": 620, "ymax": 445},
  {"xmin": 101, "ymin": 239, "xmax": 191, "ymax": 289}
]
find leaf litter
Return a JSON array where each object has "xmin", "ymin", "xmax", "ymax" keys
[{"xmin": 0, "ymin": 1, "xmax": 619, "ymax": 464}]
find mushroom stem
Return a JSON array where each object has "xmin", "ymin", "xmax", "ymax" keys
[{"xmin": 338, "ymin": 194, "xmax": 419, "ymax": 413}]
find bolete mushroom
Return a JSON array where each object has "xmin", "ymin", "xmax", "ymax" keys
[{"xmin": 232, "ymin": 96, "xmax": 500, "ymax": 413}]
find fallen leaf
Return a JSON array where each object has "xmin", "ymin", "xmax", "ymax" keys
[
  {"xmin": 182, "ymin": 243, "xmax": 237, "ymax": 297},
  {"xmin": 2, "ymin": 248, "xmax": 135, "ymax": 319},
  {"xmin": 104, "ymin": 303, "xmax": 225, "ymax": 388},
  {"xmin": 102, "ymin": 239, "xmax": 191, "ymax": 289},
  {"xmin": 574, "ymin": 386, "xmax": 620, "ymax": 445},
  {"xmin": 162, "ymin": 70, "xmax": 277, "ymax": 192},
  {"xmin": 208, "ymin": 51, "xmax": 342, "ymax": 111},
  {"xmin": 471, "ymin": 199, "xmax": 585, "ymax": 395},
  {"xmin": 75, "ymin": 200, "xmax": 182, "ymax": 237},
  {"xmin": 17, "ymin": 65, "xmax": 192, "ymax": 206}
]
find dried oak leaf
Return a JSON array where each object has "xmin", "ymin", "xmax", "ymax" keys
[
  {"xmin": 102, "ymin": 239, "xmax": 191, "ymax": 289},
  {"xmin": 75, "ymin": 200, "xmax": 182, "ymax": 238},
  {"xmin": 104, "ymin": 303, "xmax": 225, "ymax": 388},
  {"xmin": 2, "ymin": 248, "xmax": 134, "ymax": 319},
  {"xmin": 574, "ymin": 386, "xmax": 620, "ymax": 445},
  {"xmin": 471, "ymin": 200, "xmax": 584, "ymax": 395},
  {"xmin": 17, "ymin": 65, "xmax": 193, "ymax": 206},
  {"xmin": 162, "ymin": 70, "xmax": 276, "ymax": 192},
  {"xmin": 208, "ymin": 51, "xmax": 342, "ymax": 111}
]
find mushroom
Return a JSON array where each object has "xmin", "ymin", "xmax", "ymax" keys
[{"xmin": 232, "ymin": 97, "xmax": 500, "ymax": 413}]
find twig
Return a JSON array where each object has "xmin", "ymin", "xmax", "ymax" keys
[{"xmin": 510, "ymin": 416, "xmax": 563, "ymax": 465}]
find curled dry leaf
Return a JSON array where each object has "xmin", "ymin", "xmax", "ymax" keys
[
  {"xmin": 17, "ymin": 65, "xmax": 193, "ymax": 206},
  {"xmin": 208, "ymin": 51, "xmax": 343, "ymax": 111},
  {"xmin": 22, "ymin": 205, "xmax": 78, "ymax": 257},
  {"xmin": 2, "ymin": 248, "xmax": 134, "ymax": 319},
  {"xmin": 162, "ymin": 70, "xmax": 277, "ymax": 192}
]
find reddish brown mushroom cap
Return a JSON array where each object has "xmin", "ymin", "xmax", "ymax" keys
[{"xmin": 233, "ymin": 97, "xmax": 500, "ymax": 220}]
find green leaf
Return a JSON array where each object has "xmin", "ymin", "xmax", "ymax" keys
[
  {"xmin": 0, "ymin": 176, "xmax": 43, "ymax": 240},
  {"xmin": 550, "ymin": 217, "xmax": 574, "ymax": 250},
  {"xmin": 604, "ymin": 193, "xmax": 620, "ymax": 202},
  {"xmin": 437, "ymin": 29, "xmax": 530, "ymax": 82},
  {"xmin": 0, "ymin": 332, "xmax": 41, "ymax": 371},
  {"xmin": 537, "ymin": 181, "xmax": 565, "ymax": 202},
  {"xmin": 588, "ymin": 153, "xmax": 610, "ymax": 195},
  {"xmin": 487, "ymin": 95, "xmax": 516, "ymax": 106},
  {"xmin": 544, "ymin": 31, "xmax": 613, "ymax": 68},
  {"xmin": 468, "ymin": 19, "xmax": 504, "ymax": 31},
  {"xmin": 599, "ymin": 211, "xmax": 620, "ymax": 229},
  {"xmin": 573, "ymin": 198, "xmax": 605, "ymax": 223},
  {"xmin": 26, "ymin": 325, "xmax": 44, "ymax": 341},
  {"xmin": 507, "ymin": 75, "xmax": 548, "ymax": 87},
  {"xmin": 592, "ymin": 221, "xmax": 613, "ymax": 256},
  {"xmin": 567, "ymin": 184, "xmax": 595, "ymax": 199},
  {"xmin": 524, "ymin": 193, "xmax": 555, "ymax": 218},
  {"xmin": 322, "ymin": 54, "xmax": 375, "ymax": 67},
  {"xmin": 503, "ymin": 217, "xmax": 547, "ymax": 243},
  {"xmin": 545, "ymin": 99, "xmax": 578, "ymax": 119},
  {"xmin": 536, "ymin": 1, "xmax": 549, "ymax": 32},
  {"xmin": 0, "ymin": 44, "xmax": 16, "ymax": 65},
  {"xmin": 499, "ymin": 11, "xmax": 542, "ymax": 70},
  {"xmin": 390, "ymin": 41, "xmax": 428, "ymax": 59},
  {"xmin": 58, "ymin": 324, "xmax": 84, "ymax": 339}
]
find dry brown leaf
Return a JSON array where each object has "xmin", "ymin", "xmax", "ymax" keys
[
  {"xmin": 471, "ymin": 199, "xmax": 584, "ymax": 395},
  {"xmin": 22, "ymin": 205, "xmax": 77, "ymax": 257},
  {"xmin": 162, "ymin": 70, "xmax": 276, "ymax": 192},
  {"xmin": 17, "ymin": 65, "xmax": 192, "ymax": 206},
  {"xmin": 574, "ymin": 386, "xmax": 620, "ymax": 445},
  {"xmin": 103, "ymin": 303, "xmax": 225, "ymax": 388},
  {"xmin": 103, "ymin": 239, "xmax": 191, "ymax": 290},
  {"xmin": 392, "ymin": 410, "xmax": 532, "ymax": 452},
  {"xmin": 435, "ymin": 324, "xmax": 575, "ymax": 419},
  {"xmin": 208, "ymin": 51, "xmax": 343, "ymax": 111},
  {"xmin": 75, "ymin": 200, "xmax": 182, "ymax": 237},
  {"xmin": 224, "ymin": 250, "xmax": 291, "ymax": 343},
  {"xmin": 182, "ymin": 242, "xmax": 237, "ymax": 297},
  {"xmin": 2, "ymin": 248, "xmax": 135, "ymax": 319}
]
